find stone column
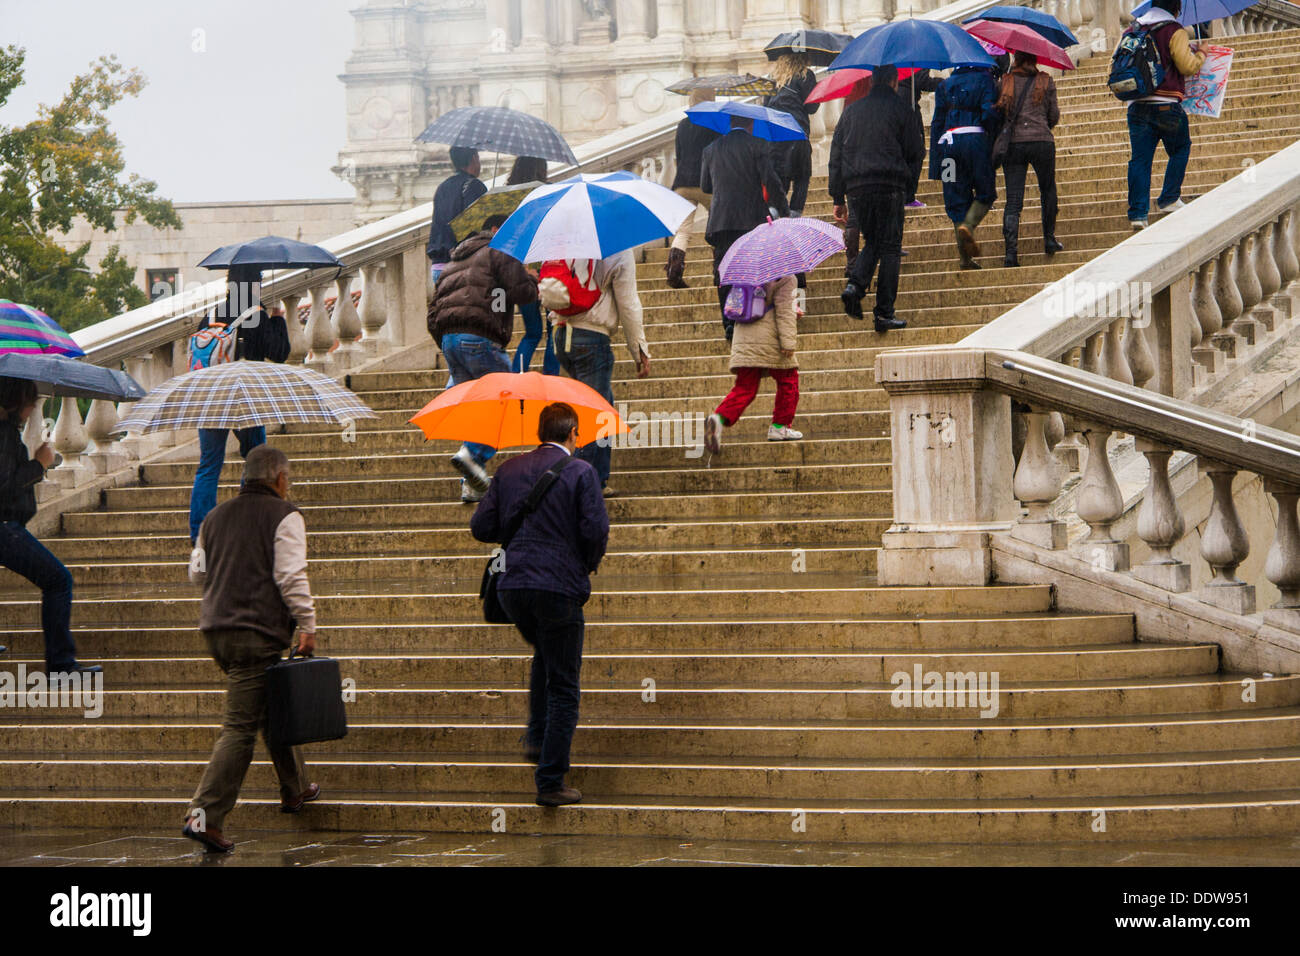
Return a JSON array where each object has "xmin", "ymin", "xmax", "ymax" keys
[
  {"xmin": 876, "ymin": 350, "xmax": 1017, "ymax": 586},
  {"xmin": 656, "ymin": 0, "xmax": 685, "ymax": 35},
  {"xmin": 520, "ymin": 0, "xmax": 549, "ymax": 46},
  {"xmin": 851, "ymin": 0, "xmax": 894, "ymax": 32},
  {"xmin": 615, "ymin": 0, "xmax": 650, "ymax": 39}
]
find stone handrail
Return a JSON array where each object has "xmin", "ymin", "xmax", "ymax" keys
[{"xmin": 876, "ymin": 344, "xmax": 1300, "ymax": 636}]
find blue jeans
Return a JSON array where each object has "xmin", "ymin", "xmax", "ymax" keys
[
  {"xmin": 555, "ymin": 326, "xmax": 615, "ymax": 485},
  {"xmin": 440, "ymin": 333, "xmax": 512, "ymax": 465},
  {"xmin": 1127, "ymin": 102, "xmax": 1191, "ymax": 221},
  {"xmin": 512, "ymin": 302, "xmax": 560, "ymax": 375},
  {"xmin": 189, "ymin": 427, "xmax": 266, "ymax": 543},
  {"xmin": 0, "ymin": 521, "xmax": 77, "ymax": 669},
  {"xmin": 498, "ymin": 588, "xmax": 585, "ymax": 793}
]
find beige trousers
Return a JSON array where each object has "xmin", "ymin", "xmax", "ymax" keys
[{"xmin": 671, "ymin": 186, "xmax": 712, "ymax": 252}]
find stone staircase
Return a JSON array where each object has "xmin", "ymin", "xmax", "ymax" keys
[{"xmin": 3, "ymin": 31, "xmax": 1300, "ymax": 844}]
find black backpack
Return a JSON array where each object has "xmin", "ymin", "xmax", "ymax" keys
[{"xmin": 1108, "ymin": 24, "xmax": 1167, "ymax": 101}]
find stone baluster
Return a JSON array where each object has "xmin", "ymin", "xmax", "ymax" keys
[
  {"xmin": 304, "ymin": 281, "xmax": 337, "ymax": 376},
  {"xmin": 1067, "ymin": 0, "xmax": 1084, "ymax": 29},
  {"xmin": 84, "ymin": 399, "xmax": 127, "ymax": 476},
  {"xmin": 1273, "ymin": 210, "xmax": 1300, "ymax": 317},
  {"xmin": 359, "ymin": 263, "xmax": 390, "ymax": 357},
  {"xmin": 1102, "ymin": 318, "xmax": 1133, "ymax": 386},
  {"xmin": 1264, "ymin": 480, "xmax": 1300, "ymax": 630},
  {"xmin": 51, "ymin": 397, "xmax": 91, "ymax": 490},
  {"xmin": 117, "ymin": 355, "xmax": 155, "ymax": 461},
  {"xmin": 1012, "ymin": 409, "xmax": 1067, "ymax": 549},
  {"xmin": 1191, "ymin": 260, "xmax": 1224, "ymax": 376},
  {"xmin": 1198, "ymin": 461, "xmax": 1254, "ymax": 614},
  {"xmin": 1251, "ymin": 223, "xmax": 1281, "ymax": 332},
  {"xmin": 1132, "ymin": 439, "xmax": 1191, "ymax": 591},
  {"xmin": 22, "ymin": 403, "xmax": 46, "ymax": 456},
  {"xmin": 281, "ymin": 294, "xmax": 307, "ymax": 365},
  {"xmin": 1211, "ymin": 245, "xmax": 1244, "ymax": 361},
  {"xmin": 1281, "ymin": 209, "xmax": 1300, "ymax": 290},
  {"xmin": 1124, "ymin": 314, "xmax": 1155, "ymax": 389},
  {"xmin": 1232, "ymin": 233, "xmax": 1263, "ymax": 347},
  {"xmin": 332, "ymin": 272, "xmax": 364, "ymax": 371},
  {"xmin": 1075, "ymin": 423, "xmax": 1129, "ymax": 571}
]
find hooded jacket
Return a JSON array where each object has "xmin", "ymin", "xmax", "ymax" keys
[
  {"xmin": 1134, "ymin": 8, "xmax": 1207, "ymax": 103},
  {"xmin": 427, "ymin": 232, "xmax": 538, "ymax": 348},
  {"xmin": 553, "ymin": 251, "xmax": 651, "ymax": 362},
  {"xmin": 728, "ymin": 275, "xmax": 799, "ymax": 372}
]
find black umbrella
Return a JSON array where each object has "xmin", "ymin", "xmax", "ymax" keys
[
  {"xmin": 416, "ymin": 106, "xmax": 578, "ymax": 165},
  {"xmin": 198, "ymin": 236, "xmax": 343, "ymax": 272},
  {"xmin": 667, "ymin": 74, "xmax": 777, "ymax": 97},
  {"xmin": 764, "ymin": 29, "xmax": 855, "ymax": 66},
  {"xmin": 0, "ymin": 353, "xmax": 146, "ymax": 402}
]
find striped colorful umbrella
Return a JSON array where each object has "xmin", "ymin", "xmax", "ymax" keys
[
  {"xmin": 718, "ymin": 217, "xmax": 845, "ymax": 287},
  {"xmin": 0, "ymin": 300, "xmax": 86, "ymax": 357},
  {"xmin": 114, "ymin": 361, "xmax": 377, "ymax": 434}
]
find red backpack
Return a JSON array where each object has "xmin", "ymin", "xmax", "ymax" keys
[{"xmin": 538, "ymin": 259, "xmax": 602, "ymax": 317}]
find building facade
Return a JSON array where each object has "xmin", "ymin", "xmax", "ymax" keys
[{"xmin": 336, "ymin": 0, "xmax": 948, "ymax": 221}]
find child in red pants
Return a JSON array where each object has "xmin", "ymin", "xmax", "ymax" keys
[{"xmin": 704, "ymin": 274, "xmax": 801, "ymax": 455}]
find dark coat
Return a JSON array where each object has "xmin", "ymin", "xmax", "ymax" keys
[
  {"xmin": 671, "ymin": 118, "xmax": 722, "ymax": 190},
  {"xmin": 763, "ymin": 70, "xmax": 820, "ymax": 133},
  {"xmin": 828, "ymin": 84, "xmax": 923, "ymax": 203},
  {"xmin": 700, "ymin": 129, "xmax": 790, "ymax": 240},
  {"xmin": 471, "ymin": 444, "xmax": 609, "ymax": 603},
  {"xmin": 426, "ymin": 171, "xmax": 488, "ymax": 263},
  {"xmin": 428, "ymin": 232, "xmax": 538, "ymax": 349},
  {"xmin": 197, "ymin": 308, "xmax": 290, "ymax": 364},
  {"xmin": 1000, "ymin": 71, "xmax": 1060, "ymax": 144},
  {"xmin": 929, "ymin": 68, "xmax": 999, "ymax": 180},
  {"xmin": 0, "ymin": 419, "xmax": 44, "ymax": 526}
]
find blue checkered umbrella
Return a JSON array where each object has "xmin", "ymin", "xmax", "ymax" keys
[{"xmin": 416, "ymin": 107, "xmax": 578, "ymax": 165}]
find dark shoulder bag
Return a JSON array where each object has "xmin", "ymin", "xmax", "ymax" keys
[
  {"xmin": 992, "ymin": 72, "xmax": 1038, "ymax": 170},
  {"xmin": 480, "ymin": 456, "xmax": 573, "ymax": 624}
]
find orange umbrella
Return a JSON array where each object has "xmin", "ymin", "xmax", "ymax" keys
[{"xmin": 409, "ymin": 372, "xmax": 627, "ymax": 450}]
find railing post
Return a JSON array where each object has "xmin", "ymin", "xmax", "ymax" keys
[
  {"xmin": 84, "ymin": 399, "xmax": 127, "ymax": 476},
  {"xmin": 1011, "ymin": 409, "xmax": 1067, "ymax": 549},
  {"xmin": 1275, "ymin": 209, "xmax": 1300, "ymax": 316},
  {"xmin": 1149, "ymin": 275, "xmax": 1192, "ymax": 398},
  {"xmin": 1264, "ymin": 479, "xmax": 1300, "ymax": 631},
  {"xmin": 1075, "ymin": 422, "xmax": 1129, "ymax": 572},
  {"xmin": 1191, "ymin": 260, "xmax": 1225, "ymax": 377},
  {"xmin": 1232, "ymin": 233, "xmax": 1263, "ymax": 347},
  {"xmin": 359, "ymin": 262, "xmax": 391, "ymax": 358},
  {"xmin": 280, "ymin": 294, "xmax": 307, "ymax": 365},
  {"xmin": 1132, "ymin": 439, "xmax": 1191, "ymax": 591},
  {"xmin": 304, "ymin": 281, "xmax": 337, "ymax": 376},
  {"xmin": 1212, "ymin": 245, "xmax": 1245, "ymax": 361},
  {"xmin": 1198, "ymin": 461, "xmax": 1255, "ymax": 615},
  {"xmin": 382, "ymin": 248, "xmax": 431, "ymax": 351},
  {"xmin": 51, "ymin": 397, "xmax": 91, "ymax": 489},
  {"xmin": 1256, "ymin": 222, "xmax": 1283, "ymax": 322},
  {"xmin": 875, "ymin": 349, "xmax": 1016, "ymax": 587},
  {"xmin": 332, "ymin": 271, "xmax": 364, "ymax": 370}
]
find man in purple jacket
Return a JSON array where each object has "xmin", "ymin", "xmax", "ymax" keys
[{"xmin": 470, "ymin": 403, "xmax": 610, "ymax": 806}]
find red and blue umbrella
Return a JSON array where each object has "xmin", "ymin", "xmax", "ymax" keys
[
  {"xmin": 718, "ymin": 218, "xmax": 845, "ymax": 287},
  {"xmin": 0, "ymin": 300, "xmax": 86, "ymax": 358},
  {"xmin": 962, "ymin": 6, "xmax": 1079, "ymax": 48}
]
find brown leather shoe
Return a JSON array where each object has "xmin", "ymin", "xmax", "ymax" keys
[
  {"xmin": 536, "ymin": 787, "xmax": 582, "ymax": 806},
  {"xmin": 665, "ymin": 247, "xmax": 688, "ymax": 289},
  {"xmin": 182, "ymin": 816, "xmax": 234, "ymax": 853},
  {"xmin": 281, "ymin": 783, "xmax": 321, "ymax": 813}
]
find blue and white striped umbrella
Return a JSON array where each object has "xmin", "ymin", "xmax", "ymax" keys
[{"xmin": 489, "ymin": 172, "xmax": 696, "ymax": 263}]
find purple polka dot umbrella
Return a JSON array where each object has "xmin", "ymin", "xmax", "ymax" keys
[{"xmin": 718, "ymin": 217, "xmax": 846, "ymax": 288}]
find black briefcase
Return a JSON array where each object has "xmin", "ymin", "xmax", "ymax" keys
[{"xmin": 265, "ymin": 652, "xmax": 348, "ymax": 747}]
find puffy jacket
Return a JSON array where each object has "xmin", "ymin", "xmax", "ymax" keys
[
  {"xmin": 828, "ymin": 84, "xmax": 923, "ymax": 203},
  {"xmin": 428, "ymin": 232, "xmax": 538, "ymax": 348},
  {"xmin": 729, "ymin": 275, "xmax": 799, "ymax": 373}
]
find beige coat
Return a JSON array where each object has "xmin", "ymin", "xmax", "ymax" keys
[
  {"xmin": 555, "ymin": 250, "xmax": 651, "ymax": 361},
  {"xmin": 728, "ymin": 275, "xmax": 799, "ymax": 372}
]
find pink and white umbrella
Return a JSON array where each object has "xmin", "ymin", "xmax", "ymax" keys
[
  {"xmin": 964, "ymin": 19, "xmax": 1075, "ymax": 71},
  {"xmin": 718, "ymin": 218, "xmax": 845, "ymax": 287}
]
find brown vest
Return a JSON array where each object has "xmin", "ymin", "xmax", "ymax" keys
[{"xmin": 198, "ymin": 483, "xmax": 300, "ymax": 645}]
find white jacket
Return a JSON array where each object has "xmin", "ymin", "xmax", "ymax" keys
[{"xmin": 555, "ymin": 250, "xmax": 651, "ymax": 362}]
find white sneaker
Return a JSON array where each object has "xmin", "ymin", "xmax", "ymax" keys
[
  {"xmin": 1157, "ymin": 199, "xmax": 1186, "ymax": 213},
  {"xmin": 451, "ymin": 446, "xmax": 490, "ymax": 493},
  {"xmin": 1131, "ymin": 219, "xmax": 1148, "ymax": 231},
  {"xmin": 767, "ymin": 424, "xmax": 803, "ymax": 441},
  {"xmin": 705, "ymin": 413, "xmax": 724, "ymax": 456}
]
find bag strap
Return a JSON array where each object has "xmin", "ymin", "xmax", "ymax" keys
[
  {"xmin": 1007, "ymin": 71, "xmax": 1038, "ymax": 127},
  {"xmin": 499, "ymin": 455, "xmax": 574, "ymax": 550}
]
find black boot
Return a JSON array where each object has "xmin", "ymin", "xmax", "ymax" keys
[
  {"xmin": 665, "ymin": 247, "xmax": 688, "ymax": 288},
  {"xmin": 1003, "ymin": 213, "xmax": 1020, "ymax": 268},
  {"xmin": 1043, "ymin": 209, "xmax": 1063, "ymax": 255},
  {"xmin": 841, "ymin": 282, "xmax": 865, "ymax": 320}
]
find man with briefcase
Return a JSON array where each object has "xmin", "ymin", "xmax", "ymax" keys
[{"xmin": 183, "ymin": 445, "xmax": 323, "ymax": 853}]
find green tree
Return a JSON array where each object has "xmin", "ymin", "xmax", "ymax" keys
[{"xmin": 0, "ymin": 45, "xmax": 181, "ymax": 333}]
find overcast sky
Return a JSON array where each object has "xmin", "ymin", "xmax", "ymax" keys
[{"xmin": 0, "ymin": 0, "xmax": 358, "ymax": 203}]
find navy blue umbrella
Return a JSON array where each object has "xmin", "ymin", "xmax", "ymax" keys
[
  {"xmin": 686, "ymin": 101, "xmax": 807, "ymax": 142},
  {"xmin": 963, "ymin": 5, "xmax": 1079, "ymax": 48},
  {"xmin": 832, "ymin": 19, "xmax": 996, "ymax": 71},
  {"xmin": 417, "ymin": 106, "xmax": 578, "ymax": 165},
  {"xmin": 198, "ymin": 236, "xmax": 343, "ymax": 272},
  {"xmin": 0, "ymin": 353, "xmax": 146, "ymax": 402}
]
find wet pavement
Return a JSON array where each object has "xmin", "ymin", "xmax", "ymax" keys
[{"xmin": 3, "ymin": 827, "xmax": 1300, "ymax": 866}]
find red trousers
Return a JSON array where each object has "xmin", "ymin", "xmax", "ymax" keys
[{"xmin": 715, "ymin": 367, "xmax": 800, "ymax": 427}]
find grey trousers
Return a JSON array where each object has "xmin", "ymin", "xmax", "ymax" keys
[{"xmin": 189, "ymin": 628, "xmax": 307, "ymax": 830}]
